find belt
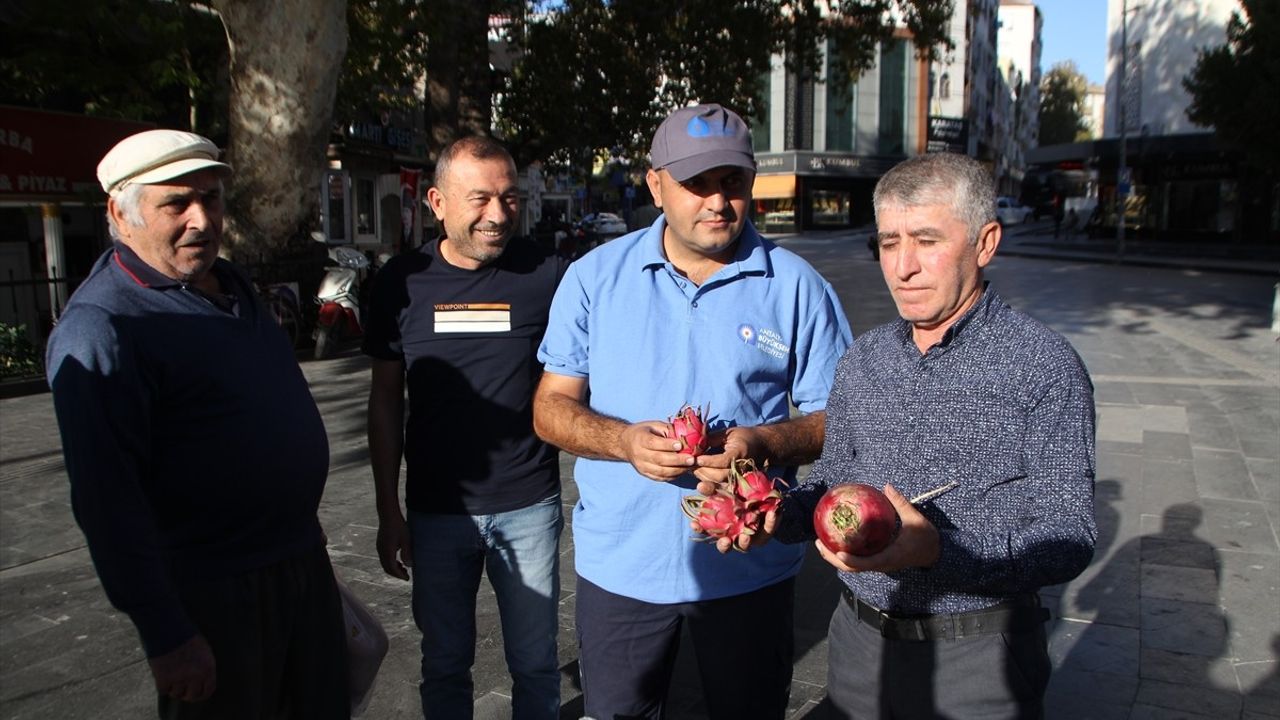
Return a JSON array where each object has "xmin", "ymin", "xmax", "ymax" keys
[{"xmin": 842, "ymin": 589, "xmax": 1049, "ymax": 642}]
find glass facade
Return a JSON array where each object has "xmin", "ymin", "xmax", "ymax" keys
[
  {"xmin": 825, "ymin": 40, "xmax": 857, "ymax": 152},
  {"xmin": 877, "ymin": 39, "xmax": 907, "ymax": 155}
]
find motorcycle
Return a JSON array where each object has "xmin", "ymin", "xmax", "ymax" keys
[{"xmin": 313, "ymin": 246, "xmax": 371, "ymax": 360}]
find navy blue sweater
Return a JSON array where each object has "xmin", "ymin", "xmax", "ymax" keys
[{"xmin": 46, "ymin": 244, "xmax": 329, "ymax": 657}]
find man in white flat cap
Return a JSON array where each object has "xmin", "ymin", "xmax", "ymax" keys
[{"xmin": 45, "ymin": 129, "xmax": 350, "ymax": 719}]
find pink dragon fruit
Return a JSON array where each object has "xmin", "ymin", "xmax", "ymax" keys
[
  {"xmin": 670, "ymin": 404, "xmax": 709, "ymax": 457},
  {"xmin": 679, "ymin": 458, "xmax": 786, "ymax": 552},
  {"xmin": 732, "ymin": 459, "xmax": 785, "ymax": 514}
]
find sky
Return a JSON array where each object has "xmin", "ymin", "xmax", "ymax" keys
[{"xmin": 1035, "ymin": 0, "xmax": 1108, "ymax": 86}]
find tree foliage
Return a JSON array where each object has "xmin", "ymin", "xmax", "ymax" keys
[
  {"xmin": 336, "ymin": 0, "xmax": 428, "ymax": 121},
  {"xmin": 1184, "ymin": 0, "xmax": 1279, "ymax": 173},
  {"xmin": 0, "ymin": 0, "xmax": 228, "ymax": 137},
  {"xmin": 497, "ymin": 0, "xmax": 954, "ymax": 173},
  {"xmin": 1038, "ymin": 61, "xmax": 1089, "ymax": 146}
]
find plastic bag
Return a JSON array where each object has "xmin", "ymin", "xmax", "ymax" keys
[{"xmin": 337, "ymin": 578, "xmax": 389, "ymax": 716}]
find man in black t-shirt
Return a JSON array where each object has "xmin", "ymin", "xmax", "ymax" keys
[{"xmin": 363, "ymin": 137, "xmax": 568, "ymax": 719}]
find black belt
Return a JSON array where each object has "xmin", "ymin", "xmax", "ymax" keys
[{"xmin": 842, "ymin": 589, "xmax": 1049, "ymax": 642}]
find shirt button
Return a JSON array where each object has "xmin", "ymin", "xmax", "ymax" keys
[{"xmin": 692, "ymin": 301, "xmax": 698, "ymax": 308}]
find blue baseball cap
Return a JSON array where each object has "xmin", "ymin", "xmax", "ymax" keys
[{"xmin": 649, "ymin": 104, "xmax": 756, "ymax": 182}]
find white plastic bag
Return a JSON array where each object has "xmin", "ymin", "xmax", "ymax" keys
[{"xmin": 337, "ymin": 579, "xmax": 389, "ymax": 716}]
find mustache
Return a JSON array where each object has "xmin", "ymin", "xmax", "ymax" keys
[{"xmin": 176, "ymin": 230, "xmax": 217, "ymax": 248}]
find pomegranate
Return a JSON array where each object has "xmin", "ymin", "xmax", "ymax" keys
[
  {"xmin": 669, "ymin": 404, "xmax": 709, "ymax": 457},
  {"xmin": 813, "ymin": 483, "xmax": 900, "ymax": 556}
]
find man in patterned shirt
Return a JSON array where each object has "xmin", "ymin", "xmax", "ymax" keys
[{"xmin": 741, "ymin": 152, "xmax": 1096, "ymax": 718}]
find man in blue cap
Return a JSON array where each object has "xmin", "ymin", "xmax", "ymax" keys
[{"xmin": 533, "ymin": 104, "xmax": 853, "ymax": 719}]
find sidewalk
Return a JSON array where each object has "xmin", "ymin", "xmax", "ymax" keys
[{"xmin": 2, "ymin": 242, "xmax": 1278, "ymax": 719}]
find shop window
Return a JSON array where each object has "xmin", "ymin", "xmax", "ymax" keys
[
  {"xmin": 755, "ymin": 198, "xmax": 796, "ymax": 234},
  {"xmin": 810, "ymin": 189, "xmax": 851, "ymax": 227},
  {"xmin": 355, "ymin": 177, "xmax": 376, "ymax": 237}
]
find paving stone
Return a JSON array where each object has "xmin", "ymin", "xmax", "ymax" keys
[
  {"xmin": 1097, "ymin": 405, "xmax": 1188, "ymax": 444},
  {"xmin": 1186, "ymin": 410, "xmax": 1241, "ymax": 453},
  {"xmin": 1246, "ymin": 458, "xmax": 1280, "ymax": 503},
  {"xmin": 1144, "ymin": 430, "xmax": 1195, "ymax": 461},
  {"xmin": 1197, "ymin": 498, "xmax": 1278, "ymax": 555},
  {"xmin": 1134, "ymin": 677, "xmax": 1243, "ymax": 718},
  {"xmin": 1049, "ymin": 618, "xmax": 1139, "ymax": 676},
  {"xmin": 1141, "ymin": 536, "xmax": 1219, "ymax": 569},
  {"xmin": 1193, "ymin": 447, "xmax": 1261, "ymax": 501},
  {"xmin": 1141, "ymin": 459, "xmax": 1200, "ymax": 515},
  {"xmin": 1092, "ymin": 381, "xmax": 1138, "ymax": 406},
  {"xmin": 1236, "ymin": 658, "xmax": 1280, "ymax": 718},
  {"xmin": 1141, "ymin": 647, "xmax": 1238, "ymax": 688},
  {"xmin": 1219, "ymin": 551, "xmax": 1280, "ymax": 664},
  {"xmin": 1142, "ymin": 563, "xmax": 1221, "ymax": 604},
  {"xmin": 1141, "ymin": 597, "xmax": 1230, "ymax": 658},
  {"xmin": 1046, "ymin": 666, "xmax": 1139, "ymax": 706}
]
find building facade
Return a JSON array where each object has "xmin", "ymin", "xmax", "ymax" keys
[
  {"xmin": 751, "ymin": 0, "xmax": 1015, "ymax": 233},
  {"xmin": 997, "ymin": 0, "xmax": 1044, "ymax": 195}
]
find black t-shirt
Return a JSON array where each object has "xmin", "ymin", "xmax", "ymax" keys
[{"xmin": 363, "ymin": 237, "xmax": 568, "ymax": 514}]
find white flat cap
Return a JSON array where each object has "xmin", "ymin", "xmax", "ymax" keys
[{"xmin": 97, "ymin": 129, "xmax": 232, "ymax": 194}]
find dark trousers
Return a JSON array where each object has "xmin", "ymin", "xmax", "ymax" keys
[
  {"xmin": 159, "ymin": 544, "xmax": 350, "ymax": 720},
  {"xmin": 575, "ymin": 574, "xmax": 795, "ymax": 720},
  {"xmin": 825, "ymin": 598, "xmax": 1050, "ymax": 719}
]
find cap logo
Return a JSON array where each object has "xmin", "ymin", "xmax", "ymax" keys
[{"xmin": 686, "ymin": 116, "xmax": 734, "ymax": 138}]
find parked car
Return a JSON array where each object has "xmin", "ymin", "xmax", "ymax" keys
[
  {"xmin": 580, "ymin": 212, "xmax": 628, "ymax": 240},
  {"xmin": 995, "ymin": 196, "xmax": 1033, "ymax": 225}
]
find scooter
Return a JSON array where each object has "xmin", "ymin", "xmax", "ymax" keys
[{"xmin": 313, "ymin": 246, "xmax": 370, "ymax": 360}]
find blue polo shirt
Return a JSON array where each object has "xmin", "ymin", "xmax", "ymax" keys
[{"xmin": 538, "ymin": 218, "xmax": 852, "ymax": 603}]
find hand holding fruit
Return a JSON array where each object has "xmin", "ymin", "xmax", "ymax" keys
[
  {"xmin": 682, "ymin": 459, "xmax": 786, "ymax": 553},
  {"xmin": 619, "ymin": 421, "xmax": 696, "ymax": 481},
  {"xmin": 813, "ymin": 483, "xmax": 940, "ymax": 573}
]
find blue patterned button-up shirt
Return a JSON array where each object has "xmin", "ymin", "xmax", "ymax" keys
[{"xmin": 776, "ymin": 285, "xmax": 1097, "ymax": 614}]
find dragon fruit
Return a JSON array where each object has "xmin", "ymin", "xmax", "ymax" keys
[
  {"xmin": 680, "ymin": 459, "xmax": 786, "ymax": 552},
  {"xmin": 669, "ymin": 404, "xmax": 709, "ymax": 457}
]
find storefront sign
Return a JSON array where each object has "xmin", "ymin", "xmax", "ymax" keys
[
  {"xmin": 344, "ymin": 120, "xmax": 416, "ymax": 154},
  {"xmin": 0, "ymin": 106, "xmax": 153, "ymax": 198},
  {"xmin": 927, "ymin": 116, "xmax": 968, "ymax": 154},
  {"xmin": 755, "ymin": 152, "xmax": 898, "ymax": 178}
]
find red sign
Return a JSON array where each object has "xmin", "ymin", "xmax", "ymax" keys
[{"xmin": 0, "ymin": 106, "xmax": 154, "ymax": 199}]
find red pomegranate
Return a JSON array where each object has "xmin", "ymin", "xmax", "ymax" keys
[{"xmin": 813, "ymin": 483, "xmax": 900, "ymax": 556}]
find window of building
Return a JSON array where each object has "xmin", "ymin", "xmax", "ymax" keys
[
  {"xmin": 355, "ymin": 177, "xmax": 375, "ymax": 237},
  {"xmin": 784, "ymin": 58, "xmax": 814, "ymax": 151},
  {"xmin": 809, "ymin": 189, "xmax": 852, "ymax": 227},
  {"xmin": 878, "ymin": 39, "xmax": 907, "ymax": 155},
  {"xmin": 752, "ymin": 71, "xmax": 771, "ymax": 152},
  {"xmin": 939, "ymin": 72, "xmax": 951, "ymax": 100},
  {"xmin": 825, "ymin": 39, "xmax": 857, "ymax": 152}
]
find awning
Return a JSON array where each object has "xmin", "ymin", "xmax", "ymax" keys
[{"xmin": 753, "ymin": 174, "xmax": 796, "ymax": 199}]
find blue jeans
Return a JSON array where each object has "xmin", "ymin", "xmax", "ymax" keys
[{"xmin": 409, "ymin": 494, "xmax": 563, "ymax": 720}]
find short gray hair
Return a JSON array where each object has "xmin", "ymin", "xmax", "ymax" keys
[
  {"xmin": 872, "ymin": 153, "xmax": 996, "ymax": 242},
  {"xmin": 106, "ymin": 184, "xmax": 147, "ymax": 241}
]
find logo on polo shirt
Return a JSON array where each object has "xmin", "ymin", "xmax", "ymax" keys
[
  {"xmin": 739, "ymin": 323, "xmax": 789, "ymax": 360},
  {"xmin": 434, "ymin": 303, "xmax": 511, "ymax": 333}
]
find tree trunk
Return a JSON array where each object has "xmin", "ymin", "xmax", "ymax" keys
[
  {"xmin": 211, "ymin": 0, "xmax": 348, "ymax": 260},
  {"xmin": 426, "ymin": 0, "xmax": 491, "ymax": 163}
]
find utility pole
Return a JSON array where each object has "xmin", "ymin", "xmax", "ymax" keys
[{"xmin": 1116, "ymin": 0, "xmax": 1130, "ymax": 262}]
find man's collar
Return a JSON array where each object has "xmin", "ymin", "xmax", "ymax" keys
[
  {"xmin": 895, "ymin": 281, "xmax": 1001, "ymax": 351},
  {"xmin": 638, "ymin": 218, "xmax": 770, "ymax": 277},
  {"xmin": 112, "ymin": 242, "xmax": 182, "ymax": 288}
]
